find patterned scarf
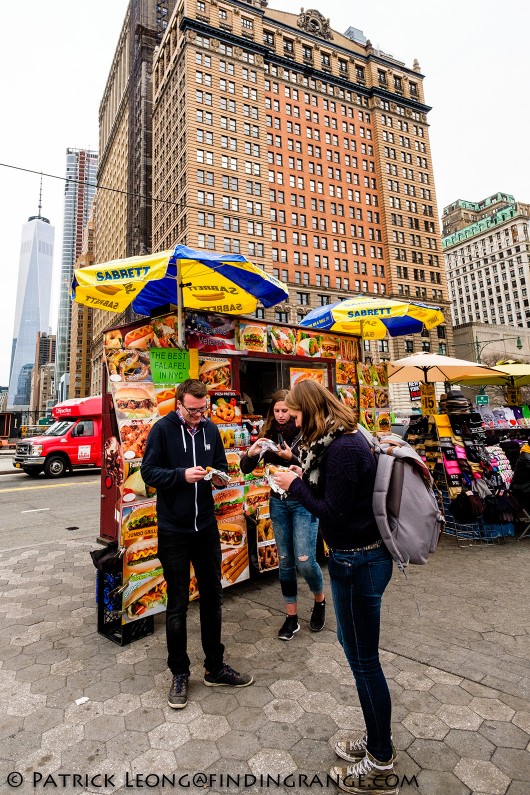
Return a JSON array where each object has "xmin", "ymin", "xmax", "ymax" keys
[{"xmin": 298, "ymin": 425, "xmax": 345, "ymax": 490}]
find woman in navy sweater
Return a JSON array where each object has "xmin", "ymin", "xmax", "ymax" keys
[{"xmin": 274, "ymin": 380, "xmax": 397, "ymax": 795}]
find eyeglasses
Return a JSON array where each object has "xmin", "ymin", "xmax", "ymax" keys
[{"xmin": 181, "ymin": 404, "xmax": 209, "ymax": 416}]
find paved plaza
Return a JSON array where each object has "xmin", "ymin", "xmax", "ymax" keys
[{"xmin": 0, "ymin": 529, "xmax": 529, "ymax": 795}]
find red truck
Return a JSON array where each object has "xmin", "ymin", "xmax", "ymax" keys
[{"xmin": 13, "ymin": 396, "xmax": 102, "ymax": 478}]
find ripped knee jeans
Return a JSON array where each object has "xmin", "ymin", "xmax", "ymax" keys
[{"xmin": 269, "ymin": 496, "xmax": 324, "ymax": 603}]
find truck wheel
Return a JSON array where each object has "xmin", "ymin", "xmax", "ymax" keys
[
  {"xmin": 23, "ymin": 468, "xmax": 42, "ymax": 478},
  {"xmin": 44, "ymin": 455, "xmax": 68, "ymax": 478}
]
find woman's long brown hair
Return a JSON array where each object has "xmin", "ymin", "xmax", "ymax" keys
[
  {"xmin": 259, "ymin": 389, "xmax": 290, "ymax": 439},
  {"xmin": 285, "ymin": 380, "xmax": 357, "ymax": 444}
]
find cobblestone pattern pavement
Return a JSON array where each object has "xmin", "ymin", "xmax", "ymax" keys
[{"xmin": 0, "ymin": 535, "xmax": 528, "ymax": 795}]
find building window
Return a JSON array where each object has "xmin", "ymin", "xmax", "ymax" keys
[
  {"xmin": 405, "ymin": 340, "xmax": 413, "ymax": 353},
  {"xmin": 275, "ymin": 310, "xmax": 289, "ymax": 323},
  {"xmin": 438, "ymin": 343, "xmax": 447, "ymax": 355},
  {"xmin": 421, "ymin": 340, "xmax": 430, "ymax": 352}
]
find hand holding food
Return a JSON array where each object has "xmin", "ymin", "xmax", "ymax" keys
[
  {"xmin": 273, "ymin": 468, "xmax": 299, "ymax": 491},
  {"xmin": 185, "ymin": 466, "xmax": 207, "ymax": 483}
]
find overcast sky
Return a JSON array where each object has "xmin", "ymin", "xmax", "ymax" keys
[{"xmin": 1, "ymin": 0, "xmax": 529, "ymax": 386}]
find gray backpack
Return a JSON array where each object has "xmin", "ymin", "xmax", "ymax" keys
[{"xmin": 358, "ymin": 426, "xmax": 444, "ymax": 571}]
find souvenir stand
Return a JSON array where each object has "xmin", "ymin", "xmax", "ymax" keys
[
  {"xmin": 406, "ymin": 409, "xmax": 516, "ymax": 544},
  {"xmin": 97, "ymin": 309, "xmax": 368, "ymax": 644}
]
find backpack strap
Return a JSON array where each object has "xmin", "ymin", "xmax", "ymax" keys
[{"xmin": 372, "ymin": 452, "xmax": 408, "ymax": 570}]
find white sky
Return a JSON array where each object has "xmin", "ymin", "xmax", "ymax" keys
[{"xmin": 1, "ymin": 0, "xmax": 529, "ymax": 385}]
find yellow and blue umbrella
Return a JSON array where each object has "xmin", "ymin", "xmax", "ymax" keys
[
  {"xmin": 300, "ymin": 295, "xmax": 445, "ymax": 340},
  {"xmin": 72, "ymin": 244, "xmax": 288, "ymax": 316}
]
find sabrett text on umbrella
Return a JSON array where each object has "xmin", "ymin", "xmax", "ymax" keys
[
  {"xmin": 96, "ymin": 267, "xmax": 150, "ymax": 280},
  {"xmin": 84, "ymin": 296, "xmax": 120, "ymax": 310},
  {"xmin": 347, "ymin": 308, "xmax": 392, "ymax": 318},
  {"xmin": 189, "ymin": 285, "xmax": 238, "ymax": 294}
]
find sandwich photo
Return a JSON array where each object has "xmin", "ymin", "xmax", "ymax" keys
[
  {"xmin": 123, "ymin": 324, "xmax": 154, "ymax": 350},
  {"xmin": 124, "ymin": 537, "xmax": 161, "ymax": 574},
  {"xmin": 155, "ymin": 387, "xmax": 176, "ymax": 417},
  {"xmin": 199, "ymin": 358, "xmax": 232, "ymax": 390},
  {"xmin": 269, "ymin": 326, "xmax": 296, "ymax": 355},
  {"xmin": 245, "ymin": 483, "xmax": 270, "ymax": 516},
  {"xmin": 123, "ymin": 574, "xmax": 167, "ymax": 619},
  {"xmin": 240, "ymin": 324, "xmax": 267, "ymax": 352},
  {"xmin": 218, "ymin": 522, "xmax": 245, "ymax": 547},
  {"xmin": 213, "ymin": 486, "xmax": 244, "ymax": 519},
  {"xmin": 320, "ymin": 335, "xmax": 340, "ymax": 359},
  {"xmin": 122, "ymin": 503, "xmax": 157, "ymax": 536},
  {"xmin": 226, "ymin": 451, "xmax": 242, "ymax": 482},
  {"xmin": 115, "ymin": 385, "xmax": 157, "ymax": 419}
]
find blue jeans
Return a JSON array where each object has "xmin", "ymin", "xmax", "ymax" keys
[
  {"xmin": 328, "ymin": 545, "xmax": 393, "ymax": 762},
  {"xmin": 270, "ymin": 497, "xmax": 324, "ymax": 604}
]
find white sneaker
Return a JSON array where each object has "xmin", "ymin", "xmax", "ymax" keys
[
  {"xmin": 335, "ymin": 734, "xmax": 397, "ymax": 764},
  {"xmin": 330, "ymin": 751, "xmax": 399, "ymax": 794}
]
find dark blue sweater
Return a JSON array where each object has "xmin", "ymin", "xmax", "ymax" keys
[
  {"xmin": 288, "ymin": 431, "xmax": 380, "ymax": 549},
  {"xmin": 141, "ymin": 412, "xmax": 227, "ymax": 533}
]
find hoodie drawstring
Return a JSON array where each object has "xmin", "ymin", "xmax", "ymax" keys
[{"xmin": 181, "ymin": 424, "xmax": 187, "ymax": 453}]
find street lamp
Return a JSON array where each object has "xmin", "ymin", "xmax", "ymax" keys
[{"xmin": 474, "ymin": 334, "xmax": 522, "ymax": 364}]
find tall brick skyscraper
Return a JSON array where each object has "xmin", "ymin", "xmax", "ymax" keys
[{"xmin": 151, "ymin": 2, "xmax": 451, "ymax": 386}]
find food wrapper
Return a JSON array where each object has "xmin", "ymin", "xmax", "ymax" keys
[
  {"xmin": 257, "ymin": 438, "xmax": 279, "ymax": 454},
  {"xmin": 265, "ymin": 464, "xmax": 291, "ymax": 497},
  {"xmin": 204, "ymin": 468, "xmax": 230, "ymax": 484}
]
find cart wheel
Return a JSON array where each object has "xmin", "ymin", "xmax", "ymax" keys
[{"xmin": 44, "ymin": 455, "xmax": 68, "ymax": 478}]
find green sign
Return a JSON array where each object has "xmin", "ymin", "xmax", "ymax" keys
[
  {"xmin": 476, "ymin": 394, "xmax": 489, "ymax": 405},
  {"xmin": 149, "ymin": 348, "xmax": 191, "ymax": 384}
]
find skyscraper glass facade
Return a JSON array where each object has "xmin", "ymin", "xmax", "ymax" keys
[{"xmin": 7, "ymin": 216, "xmax": 55, "ymax": 410}]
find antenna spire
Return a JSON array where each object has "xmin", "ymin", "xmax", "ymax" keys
[{"xmin": 38, "ymin": 173, "xmax": 43, "ymax": 218}]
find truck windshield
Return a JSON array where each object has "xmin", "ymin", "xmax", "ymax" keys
[{"xmin": 43, "ymin": 420, "xmax": 76, "ymax": 437}]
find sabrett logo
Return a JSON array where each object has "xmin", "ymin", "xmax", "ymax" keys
[
  {"xmin": 347, "ymin": 308, "xmax": 392, "ymax": 318},
  {"xmin": 96, "ymin": 267, "xmax": 150, "ymax": 281}
]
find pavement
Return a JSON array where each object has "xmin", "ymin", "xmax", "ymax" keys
[{"xmin": 0, "ymin": 519, "xmax": 529, "ymax": 794}]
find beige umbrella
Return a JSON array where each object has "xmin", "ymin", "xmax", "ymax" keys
[
  {"xmin": 388, "ymin": 352, "xmax": 501, "ymax": 383},
  {"xmin": 449, "ymin": 361, "xmax": 530, "ymax": 387}
]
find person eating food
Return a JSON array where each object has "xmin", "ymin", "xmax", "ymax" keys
[
  {"xmin": 239, "ymin": 389, "xmax": 326, "ymax": 641},
  {"xmin": 141, "ymin": 379, "xmax": 253, "ymax": 710}
]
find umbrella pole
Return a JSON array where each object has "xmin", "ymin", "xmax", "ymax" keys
[{"xmin": 176, "ymin": 258, "xmax": 184, "ymax": 348}]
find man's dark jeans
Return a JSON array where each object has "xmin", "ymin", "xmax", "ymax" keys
[{"xmin": 157, "ymin": 524, "xmax": 224, "ymax": 676}]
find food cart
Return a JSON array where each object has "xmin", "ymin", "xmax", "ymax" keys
[{"xmin": 97, "ymin": 309, "xmax": 389, "ymax": 644}]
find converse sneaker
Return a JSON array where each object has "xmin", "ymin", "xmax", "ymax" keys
[
  {"xmin": 278, "ymin": 614, "xmax": 300, "ymax": 641},
  {"xmin": 335, "ymin": 735, "xmax": 397, "ymax": 764},
  {"xmin": 203, "ymin": 663, "xmax": 253, "ymax": 688},
  {"xmin": 167, "ymin": 673, "xmax": 189, "ymax": 709},
  {"xmin": 331, "ymin": 751, "xmax": 399, "ymax": 794},
  {"xmin": 309, "ymin": 599, "xmax": 326, "ymax": 632}
]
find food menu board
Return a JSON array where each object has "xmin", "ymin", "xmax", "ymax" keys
[
  {"xmin": 269, "ymin": 325, "xmax": 296, "ymax": 355},
  {"xmin": 296, "ymin": 330, "xmax": 323, "ymax": 358},
  {"xmin": 185, "ymin": 312, "xmax": 237, "ymax": 353},
  {"xmin": 103, "ymin": 317, "xmax": 252, "ymax": 621},
  {"xmin": 290, "ymin": 367, "xmax": 327, "ymax": 387},
  {"xmin": 238, "ymin": 321, "xmax": 268, "ymax": 353},
  {"xmin": 209, "ymin": 391, "xmax": 242, "ymax": 425},
  {"xmin": 357, "ymin": 362, "xmax": 390, "ymax": 433},
  {"xmin": 120, "ymin": 501, "xmax": 167, "ymax": 624},
  {"xmin": 198, "ymin": 356, "xmax": 233, "ymax": 391}
]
